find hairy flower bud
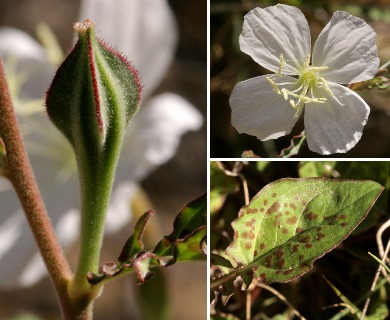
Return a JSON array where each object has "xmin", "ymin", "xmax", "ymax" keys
[{"xmin": 46, "ymin": 18, "xmax": 142, "ymax": 153}]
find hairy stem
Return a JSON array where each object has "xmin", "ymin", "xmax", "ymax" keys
[{"xmin": 0, "ymin": 60, "xmax": 74, "ymax": 317}]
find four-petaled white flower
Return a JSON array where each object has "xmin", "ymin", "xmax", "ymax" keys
[{"xmin": 230, "ymin": 4, "xmax": 379, "ymax": 155}]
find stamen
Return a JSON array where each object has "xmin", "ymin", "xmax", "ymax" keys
[
  {"xmin": 318, "ymin": 77, "xmax": 334, "ymax": 96},
  {"xmin": 266, "ymin": 77, "xmax": 281, "ymax": 94},
  {"xmin": 303, "ymin": 54, "xmax": 310, "ymax": 69},
  {"xmin": 278, "ymin": 53, "xmax": 286, "ymax": 77},
  {"xmin": 281, "ymin": 88, "xmax": 289, "ymax": 100},
  {"xmin": 309, "ymin": 66, "xmax": 328, "ymax": 72}
]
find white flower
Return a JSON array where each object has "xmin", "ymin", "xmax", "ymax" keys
[
  {"xmin": 230, "ymin": 4, "xmax": 379, "ymax": 155},
  {"xmin": 0, "ymin": 0, "xmax": 202, "ymax": 288}
]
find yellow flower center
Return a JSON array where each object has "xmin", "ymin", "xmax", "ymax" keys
[{"xmin": 266, "ymin": 54, "xmax": 334, "ymax": 117}]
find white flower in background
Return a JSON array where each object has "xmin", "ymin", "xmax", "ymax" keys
[
  {"xmin": 0, "ymin": 0, "xmax": 202, "ymax": 288},
  {"xmin": 230, "ymin": 4, "xmax": 379, "ymax": 155}
]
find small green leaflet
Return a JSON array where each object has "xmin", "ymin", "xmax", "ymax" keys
[{"xmin": 212, "ymin": 178, "xmax": 383, "ymax": 293}]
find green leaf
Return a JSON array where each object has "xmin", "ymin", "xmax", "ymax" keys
[
  {"xmin": 88, "ymin": 194, "xmax": 206, "ymax": 285},
  {"xmin": 133, "ymin": 252, "xmax": 161, "ymax": 283},
  {"xmin": 211, "ymin": 253, "xmax": 234, "ymax": 269},
  {"xmin": 298, "ymin": 161, "xmax": 337, "ymax": 178},
  {"xmin": 324, "ymin": 276, "xmax": 361, "ymax": 316},
  {"xmin": 153, "ymin": 193, "xmax": 206, "ymax": 258},
  {"xmin": 335, "ymin": 162, "xmax": 389, "ymax": 233},
  {"xmin": 212, "ymin": 178, "xmax": 383, "ymax": 292},
  {"xmin": 175, "ymin": 227, "xmax": 206, "ymax": 261},
  {"xmin": 118, "ymin": 210, "xmax": 154, "ymax": 263}
]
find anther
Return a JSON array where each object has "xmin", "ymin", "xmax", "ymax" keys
[
  {"xmin": 278, "ymin": 53, "xmax": 286, "ymax": 77},
  {"xmin": 303, "ymin": 54, "xmax": 310, "ymax": 69}
]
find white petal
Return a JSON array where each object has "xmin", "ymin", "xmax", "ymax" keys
[
  {"xmin": 312, "ymin": 11, "xmax": 379, "ymax": 84},
  {"xmin": 0, "ymin": 27, "xmax": 47, "ymax": 61},
  {"xmin": 0, "ymin": 210, "xmax": 38, "ymax": 288},
  {"xmin": 55, "ymin": 210, "xmax": 80, "ymax": 246},
  {"xmin": 230, "ymin": 75, "xmax": 302, "ymax": 140},
  {"xmin": 79, "ymin": 0, "xmax": 178, "ymax": 98},
  {"xmin": 304, "ymin": 82, "xmax": 369, "ymax": 155},
  {"xmin": 0, "ymin": 28, "xmax": 54, "ymax": 100},
  {"xmin": 19, "ymin": 253, "xmax": 47, "ymax": 287},
  {"xmin": 240, "ymin": 4, "xmax": 311, "ymax": 75},
  {"xmin": 19, "ymin": 207, "xmax": 78, "ymax": 287},
  {"xmin": 0, "ymin": 212, "xmax": 24, "ymax": 263},
  {"xmin": 120, "ymin": 93, "xmax": 203, "ymax": 181},
  {"xmin": 105, "ymin": 182, "xmax": 136, "ymax": 233}
]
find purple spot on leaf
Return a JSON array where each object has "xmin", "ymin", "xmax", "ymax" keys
[
  {"xmin": 283, "ymin": 269, "xmax": 293, "ymax": 275},
  {"xmin": 265, "ymin": 255, "xmax": 272, "ymax": 268},
  {"xmin": 316, "ymin": 233, "xmax": 326, "ymax": 240},
  {"xmin": 296, "ymin": 227, "xmax": 303, "ymax": 234},
  {"xmin": 276, "ymin": 259, "xmax": 285, "ymax": 269},
  {"xmin": 274, "ymin": 249, "xmax": 284, "ymax": 259},
  {"xmin": 287, "ymin": 216, "xmax": 297, "ymax": 224},
  {"xmin": 299, "ymin": 236, "xmax": 311, "ymax": 243},
  {"xmin": 305, "ymin": 211, "xmax": 318, "ymax": 220}
]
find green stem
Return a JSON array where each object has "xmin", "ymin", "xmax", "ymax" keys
[
  {"xmin": 73, "ymin": 166, "xmax": 116, "ymax": 292},
  {"xmin": 210, "ymin": 270, "xmax": 242, "ymax": 291},
  {"xmin": 68, "ymin": 127, "xmax": 122, "ymax": 304},
  {"xmin": 0, "ymin": 60, "xmax": 74, "ymax": 317}
]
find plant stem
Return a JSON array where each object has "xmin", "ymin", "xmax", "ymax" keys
[
  {"xmin": 0, "ymin": 60, "xmax": 74, "ymax": 317},
  {"xmin": 68, "ymin": 130, "xmax": 121, "ymax": 304},
  {"xmin": 254, "ymin": 280, "xmax": 307, "ymax": 320},
  {"xmin": 360, "ymin": 222, "xmax": 390, "ymax": 320},
  {"xmin": 70, "ymin": 167, "xmax": 114, "ymax": 294}
]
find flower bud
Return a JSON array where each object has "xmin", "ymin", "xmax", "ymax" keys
[{"xmin": 46, "ymin": 18, "xmax": 142, "ymax": 155}]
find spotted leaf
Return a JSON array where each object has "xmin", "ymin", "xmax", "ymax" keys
[{"xmin": 212, "ymin": 178, "xmax": 383, "ymax": 292}]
